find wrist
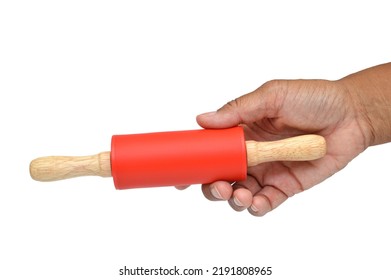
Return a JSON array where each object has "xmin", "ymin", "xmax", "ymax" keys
[{"xmin": 339, "ymin": 63, "xmax": 391, "ymax": 146}]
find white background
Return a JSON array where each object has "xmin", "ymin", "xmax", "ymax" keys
[{"xmin": 1, "ymin": 1, "xmax": 390, "ymax": 279}]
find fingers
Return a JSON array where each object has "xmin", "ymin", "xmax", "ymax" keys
[
  {"xmin": 201, "ymin": 181, "xmax": 260, "ymax": 214},
  {"xmin": 228, "ymin": 187, "xmax": 253, "ymax": 211},
  {"xmin": 248, "ymin": 185, "xmax": 289, "ymax": 217},
  {"xmin": 201, "ymin": 180, "xmax": 289, "ymax": 217},
  {"xmin": 201, "ymin": 181, "xmax": 233, "ymax": 201},
  {"xmin": 202, "ymin": 181, "xmax": 253, "ymax": 211},
  {"xmin": 197, "ymin": 80, "xmax": 286, "ymax": 129}
]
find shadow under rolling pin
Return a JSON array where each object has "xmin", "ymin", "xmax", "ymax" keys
[{"xmin": 30, "ymin": 127, "xmax": 326, "ymax": 189}]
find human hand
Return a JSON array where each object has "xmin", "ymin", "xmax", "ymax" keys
[
  {"xmin": 191, "ymin": 79, "xmax": 370, "ymax": 216},
  {"xmin": 178, "ymin": 63, "xmax": 391, "ymax": 216},
  {"xmin": 179, "ymin": 63, "xmax": 391, "ymax": 216}
]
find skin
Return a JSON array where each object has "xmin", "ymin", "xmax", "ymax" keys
[{"xmin": 177, "ymin": 63, "xmax": 391, "ymax": 216}]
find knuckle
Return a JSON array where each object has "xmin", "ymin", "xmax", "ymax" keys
[
  {"xmin": 261, "ymin": 79, "xmax": 284, "ymax": 92},
  {"xmin": 219, "ymin": 98, "xmax": 241, "ymax": 112}
]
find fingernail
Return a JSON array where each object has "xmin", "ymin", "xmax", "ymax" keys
[
  {"xmin": 199, "ymin": 111, "xmax": 217, "ymax": 118},
  {"xmin": 250, "ymin": 204, "xmax": 259, "ymax": 212},
  {"xmin": 233, "ymin": 196, "xmax": 243, "ymax": 207},
  {"xmin": 210, "ymin": 185, "xmax": 222, "ymax": 199}
]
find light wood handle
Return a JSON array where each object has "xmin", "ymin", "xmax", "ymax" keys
[
  {"xmin": 246, "ymin": 134, "xmax": 326, "ymax": 167},
  {"xmin": 30, "ymin": 135, "xmax": 326, "ymax": 182},
  {"xmin": 30, "ymin": 152, "xmax": 111, "ymax": 181}
]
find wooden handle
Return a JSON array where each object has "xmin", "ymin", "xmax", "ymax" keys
[
  {"xmin": 246, "ymin": 134, "xmax": 326, "ymax": 167},
  {"xmin": 29, "ymin": 135, "xmax": 326, "ymax": 182},
  {"xmin": 30, "ymin": 152, "xmax": 111, "ymax": 182}
]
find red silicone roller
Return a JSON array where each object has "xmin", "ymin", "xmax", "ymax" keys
[
  {"xmin": 29, "ymin": 127, "xmax": 327, "ymax": 189},
  {"xmin": 111, "ymin": 127, "xmax": 247, "ymax": 189}
]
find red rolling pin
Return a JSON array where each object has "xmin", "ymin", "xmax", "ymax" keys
[{"xmin": 29, "ymin": 127, "xmax": 326, "ymax": 189}]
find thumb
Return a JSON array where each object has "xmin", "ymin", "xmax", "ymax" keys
[{"xmin": 197, "ymin": 81, "xmax": 285, "ymax": 129}]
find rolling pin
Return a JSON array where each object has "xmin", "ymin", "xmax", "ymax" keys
[{"xmin": 29, "ymin": 127, "xmax": 326, "ymax": 189}]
